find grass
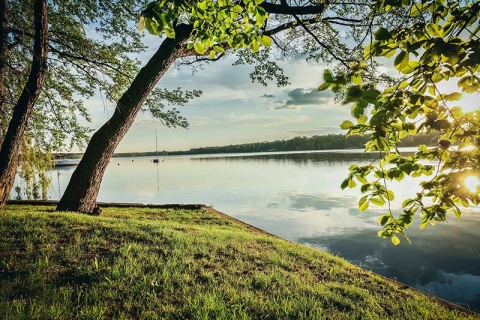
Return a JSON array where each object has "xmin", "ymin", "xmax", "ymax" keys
[{"xmin": 0, "ymin": 204, "xmax": 477, "ymax": 320}]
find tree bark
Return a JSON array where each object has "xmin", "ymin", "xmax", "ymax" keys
[
  {"xmin": 56, "ymin": 24, "xmax": 193, "ymax": 214},
  {"xmin": 0, "ymin": 0, "xmax": 48, "ymax": 208},
  {"xmin": 0, "ymin": 0, "xmax": 9, "ymax": 139}
]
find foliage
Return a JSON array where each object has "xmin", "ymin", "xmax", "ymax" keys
[
  {"xmin": 4, "ymin": 0, "xmax": 145, "ymax": 150},
  {"xmin": 17, "ymin": 137, "xmax": 53, "ymax": 200},
  {"xmin": 139, "ymin": 0, "xmax": 272, "ymax": 57},
  {"xmin": 320, "ymin": 0, "xmax": 479, "ymax": 244},
  {"xmin": 0, "ymin": 204, "xmax": 475, "ymax": 319},
  {"xmin": 139, "ymin": 0, "xmax": 404, "ymax": 81},
  {"xmin": 143, "ymin": 87, "xmax": 203, "ymax": 128},
  {"xmin": 3, "ymin": 0, "xmax": 201, "ymax": 198}
]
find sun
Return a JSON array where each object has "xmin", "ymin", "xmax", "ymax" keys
[{"xmin": 464, "ymin": 175, "xmax": 480, "ymax": 194}]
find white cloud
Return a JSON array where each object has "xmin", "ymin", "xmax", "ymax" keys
[{"xmin": 273, "ymin": 88, "xmax": 334, "ymax": 110}]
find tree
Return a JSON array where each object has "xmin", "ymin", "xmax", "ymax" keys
[
  {"xmin": 0, "ymin": 0, "xmax": 48, "ymax": 206},
  {"xmin": 0, "ymin": 0, "xmax": 198, "ymax": 206},
  {"xmin": 0, "ymin": 0, "xmax": 142, "ymax": 205},
  {"xmin": 319, "ymin": 0, "xmax": 479, "ymax": 244},
  {"xmin": 0, "ymin": 0, "xmax": 9, "ymax": 136},
  {"xmin": 58, "ymin": 0, "xmax": 401, "ymax": 213}
]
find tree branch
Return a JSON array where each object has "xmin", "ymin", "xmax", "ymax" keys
[
  {"xmin": 264, "ymin": 18, "xmax": 318, "ymax": 36},
  {"xmin": 261, "ymin": 1, "xmax": 328, "ymax": 15},
  {"xmin": 48, "ymin": 45, "xmax": 134, "ymax": 80},
  {"xmin": 292, "ymin": 13, "xmax": 349, "ymax": 68}
]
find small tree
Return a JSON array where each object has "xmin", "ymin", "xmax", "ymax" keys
[
  {"xmin": 320, "ymin": 0, "xmax": 479, "ymax": 244},
  {"xmin": 0, "ymin": 0, "xmax": 198, "ymax": 206},
  {"xmin": 0, "ymin": 0, "xmax": 48, "ymax": 206}
]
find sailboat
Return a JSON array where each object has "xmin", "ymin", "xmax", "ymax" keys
[{"xmin": 153, "ymin": 129, "xmax": 159, "ymax": 163}]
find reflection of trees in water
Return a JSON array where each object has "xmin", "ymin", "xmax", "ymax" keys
[
  {"xmin": 192, "ymin": 152, "xmax": 384, "ymax": 166},
  {"xmin": 298, "ymin": 226, "xmax": 480, "ymax": 311}
]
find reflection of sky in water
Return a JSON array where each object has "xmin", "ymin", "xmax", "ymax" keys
[
  {"xmin": 12, "ymin": 151, "xmax": 480, "ymax": 311},
  {"xmin": 298, "ymin": 221, "xmax": 480, "ymax": 311}
]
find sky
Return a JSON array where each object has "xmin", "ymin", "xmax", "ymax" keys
[
  {"xmin": 82, "ymin": 35, "xmax": 350, "ymax": 153},
  {"xmin": 81, "ymin": 34, "xmax": 478, "ymax": 154}
]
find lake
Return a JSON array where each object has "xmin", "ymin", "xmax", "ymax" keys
[{"xmin": 12, "ymin": 150, "xmax": 480, "ymax": 311}]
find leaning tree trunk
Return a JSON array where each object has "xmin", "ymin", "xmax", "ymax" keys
[
  {"xmin": 0, "ymin": 0, "xmax": 9, "ymax": 139},
  {"xmin": 0, "ymin": 0, "xmax": 48, "ymax": 208},
  {"xmin": 56, "ymin": 24, "xmax": 193, "ymax": 214}
]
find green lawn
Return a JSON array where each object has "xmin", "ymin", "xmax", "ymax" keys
[{"xmin": 0, "ymin": 204, "xmax": 476, "ymax": 319}]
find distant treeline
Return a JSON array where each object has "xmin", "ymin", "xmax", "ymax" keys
[
  {"xmin": 172, "ymin": 133, "xmax": 439, "ymax": 155},
  {"xmin": 59, "ymin": 133, "xmax": 439, "ymax": 159}
]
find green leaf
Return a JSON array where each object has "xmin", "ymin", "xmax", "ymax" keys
[
  {"xmin": 259, "ymin": 35, "xmax": 272, "ymax": 47},
  {"xmin": 379, "ymin": 214, "xmax": 390, "ymax": 226},
  {"xmin": 357, "ymin": 115, "xmax": 368, "ymax": 125},
  {"xmin": 164, "ymin": 27, "xmax": 175, "ymax": 38},
  {"xmin": 375, "ymin": 137, "xmax": 389, "ymax": 151},
  {"xmin": 452, "ymin": 207, "xmax": 461, "ymax": 219},
  {"xmin": 145, "ymin": 17, "xmax": 162, "ymax": 35},
  {"xmin": 363, "ymin": 89, "xmax": 380, "ymax": 102},
  {"xmin": 193, "ymin": 42, "xmax": 207, "ymax": 54},
  {"xmin": 464, "ymin": 85, "xmax": 478, "ymax": 94},
  {"xmin": 410, "ymin": 2, "xmax": 428, "ymax": 16},
  {"xmin": 356, "ymin": 175, "xmax": 368, "ymax": 184},
  {"xmin": 138, "ymin": 16, "xmax": 146, "ymax": 32},
  {"xmin": 426, "ymin": 22, "xmax": 442, "ymax": 37},
  {"xmin": 386, "ymin": 190, "xmax": 395, "ymax": 201},
  {"xmin": 399, "ymin": 230, "xmax": 411, "ymax": 244},
  {"xmin": 402, "ymin": 198, "xmax": 414, "ymax": 208},
  {"xmin": 331, "ymin": 83, "xmax": 340, "ymax": 93},
  {"xmin": 323, "ymin": 69, "xmax": 334, "ymax": 83},
  {"xmin": 359, "ymin": 196, "xmax": 369, "ymax": 211},
  {"xmin": 394, "ymin": 51, "xmax": 409, "ymax": 71},
  {"xmin": 391, "ymin": 235, "xmax": 400, "ymax": 245},
  {"xmin": 444, "ymin": 92, "xmax": 462, "ymax": 101},
  {"xmin": 318, "ymin": 83, "xmax": 330, "ymax": 91},
  {"xmin": 348, "ymin": 179, "xmax": 357, "ymax": 188},
  {"xmin": 370, "ymin": 197, "xmax": 386, "ymax": 206},
  {"xmin": 251, "ymin": 39, "xmax": 259, "ymax": 52},
  {"xmin": 213, "ymin": 45, "xmax": 225, "ymax": 53},
  {"xmin": 430, "ymin": 119, "xmax": 451, "ymax": 130},
  {"xmin": 374, "ymin": 28, "xmax": 391, "ymax": 41},
  {"xmin": 351, "ymin": 103, "xmax": 365, "ymax": 119},
  {"xmin": 351, "ymin": 73, "xmax": 362, "ymax": 85},
  {"xmin": 340, "ymin": 120, "xmax": 354, "ymax": 130}
]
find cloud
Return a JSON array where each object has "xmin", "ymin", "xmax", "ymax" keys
[
  {"xmin": 260, "ymin": 93, "xmax": 275, "ymax": 98},
  {"xmin": 286, "ymin": 127, "xmax": 341, "ymax": 136},
  {"xmin": 274, "ymin": 88, "xmax": 333, "ymax": 110},
  {"xmin": 274, "ymin": 104, "xmax": 301, "ymax": 110}
]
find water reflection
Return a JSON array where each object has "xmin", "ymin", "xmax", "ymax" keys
[
  {"xmin": 287, "ymin": 193, "xmax": 357, "ymax": 211},
  {"xmin": 298, "ymin": 219, "xmax": 480, "ymax": 310},
  {"xmin": 192, "ymin": 150, "xmax": 382, "ymax": 166},
  {"xmin": 11, "ymin": 150, "xmax": 480, "ymax": 311}
]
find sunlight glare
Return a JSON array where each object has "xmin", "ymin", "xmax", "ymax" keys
[
  {"xmin": 460, "ymin": 145, "xmax": 476, "ymax": 152},
  {"xmin": 464, "ymin": 175, "xmax": 480, "ymax": 194}
]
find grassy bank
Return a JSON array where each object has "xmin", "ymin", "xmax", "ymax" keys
[{"xmin": 0, "ymin": 204, "xmax": 476, "ymax": 319}]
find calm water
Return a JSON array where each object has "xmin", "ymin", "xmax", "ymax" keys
[{"xmin": 13, "ymin": 150, "xmax": 480, "ymax": 311}]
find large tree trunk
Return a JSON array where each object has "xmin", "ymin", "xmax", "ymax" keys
[
  {"xmin": 0, "ymin": 0, "xmax": 9, "ymax": 139},
  {"xmin": 56, "ymin": 24, "xmax": 192, "ymax": 214},
  {"xmin": 0, "ymin": 0, "xmax": 48, "ymax": 208}
]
